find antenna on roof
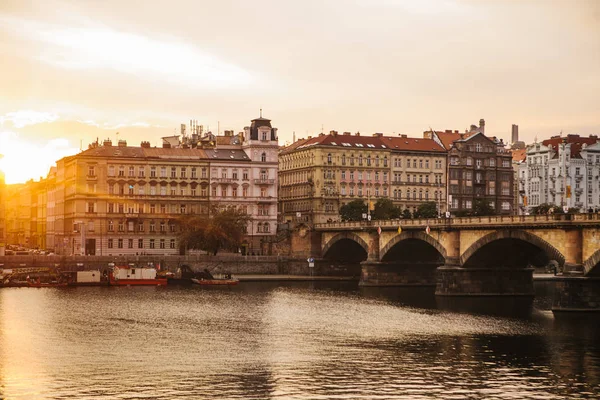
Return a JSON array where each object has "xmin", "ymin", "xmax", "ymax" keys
[{"xmin": 293, "ymin": 131, "xmax": 296, "ymax": 143}]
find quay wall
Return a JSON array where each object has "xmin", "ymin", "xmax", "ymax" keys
[{"xmin": 0, "ymin": 255, "xmax": 359, "ymax": 277}]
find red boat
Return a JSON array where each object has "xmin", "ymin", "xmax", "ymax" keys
[{"xmin": 109, "ymin": 264, "xmax": 167, "ymax": 286}]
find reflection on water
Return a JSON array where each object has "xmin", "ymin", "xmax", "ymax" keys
[{"xmin": 0, "ymin": 282, "xmax": 598, "ymax": 399}]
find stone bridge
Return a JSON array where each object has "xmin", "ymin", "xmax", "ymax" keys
[{"xmin": 291, "ymin": 214, "xmax": 600, "ymax": 308}]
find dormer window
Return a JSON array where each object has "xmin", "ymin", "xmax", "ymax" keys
[{"xmin": 262, "ymin": 131, "xmax": 268, "ymax": 141}]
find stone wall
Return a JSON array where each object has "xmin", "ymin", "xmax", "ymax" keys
[
  {"xmin": 436, "ymin": 266, "xmax": 534, "ymax": 296},
  {"xmin": 553, "ymin": 278, "xmax": 600, "ymax": 311}
]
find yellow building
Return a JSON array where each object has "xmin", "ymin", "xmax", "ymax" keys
[
  {"xmin": 385, "ymin": 135, "xmax": 447, "ymax": 215},
  {"xmin": 50, "ymin": 139, "xmax": 212, "ymax": 256},
  {"xmin": 279, "ymin": 131, "xmax": 447, "ymax": 224}
]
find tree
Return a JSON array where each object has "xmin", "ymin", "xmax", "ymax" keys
[
  {"xmin": 178, "ymin": 207, "xmax": 250, "ymax": 255},
  {"xmin": 339, "ymin": 199, "xmax": 367, "ymax": 221},
  {"xmin": 413, "ymin": 201, "xmax": 438, "ymax": 218},
  {"xmin": 531, "ymin": 203, "xmax": 553, "ymax": 215},
  {"xmin": 372, "ymin": 198, "xmax": 401, "ymax": 220},
  {"xmin": 472, "ymin": 198, "xmax": 496, "ymax": 216},
  {"xmin": 402, "ymin": 209, "xmax": 412, "ymax": 219}
]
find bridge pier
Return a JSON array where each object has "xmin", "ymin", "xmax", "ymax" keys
[
  {"xmin": 359, "ymin": 261, "xmax": 439, "ymax": 287},
  {"xmin": 435, "ymin": 266, "xmax": 534, "ymax": 296},
  {"xmin": 552, "ymin": 277, "xmax": 600, "ymax": 312}
]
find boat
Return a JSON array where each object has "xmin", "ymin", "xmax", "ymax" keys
[
  {"xmin": 27, "ymin": 278, "xmax": 69, "ymax": 288},
  {"xmin": 64, "ymin": 270, "xmax": 109, "ymax": 286},
  {"xmin": 191, "ymin": 277, "xmax": 239, "ymax": 286},
  {"xmin": 109, "ymin": 263, "xmax": 167, "ymax": 286}
]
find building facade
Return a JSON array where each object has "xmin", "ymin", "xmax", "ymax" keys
[
  {"xmin": 518, "ymin": 134, "xmax": 600, "ymax": 213},
  {"xmin": 2, "ymin": 115, "xmax": 279, "ymax": 256},
  {"xmin": 446, "ymin": 133, "xmax": 514, "ymax": 214},
  {"xmin": 279, "ymin": 131, "xmax": 447, "ymax": 225}
]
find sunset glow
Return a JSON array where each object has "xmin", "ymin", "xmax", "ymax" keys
[{"xmin": 0, "ymin": 131, "xmax": 79, "ymax": 184}]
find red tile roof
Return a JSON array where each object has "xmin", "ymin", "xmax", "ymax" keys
[
  {"xmin": 511, "ymin": 148, "xmax": 527, "ymax": 162},
  {"xmin": 281, "ymin": 133, "xmax": 445, "ymax": 153},
  {"xmin": 382, "ymin": 136, "xmax": 446, "ymax": 152},
  {"xmin": 542, "ymin": 135, "xmax": 599, "ymax": 159}
]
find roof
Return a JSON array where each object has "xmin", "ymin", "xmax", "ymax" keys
[
  {"xmin": 542, "ymin": 135, "xmax": 599, "ymax": 159},
  {"xmin": 281, "ymin": 133, "xmax": 445, "ymax": 154},
  {"xmin": 73, "ymin": 145, "xmax": 209, "ymax": 161},
  {"xmin": 511, "ymin": 148, "xmax": 527, "ymax": 162},
  {"xmin": 382, "ymin": 136, "xmax": 446, "ymax": 152},
  {"xmin": 432, "ymin": 131, "xmax": 464, "ymax": 149},
  {"xmin": 205, "ymin": 149, "xmax": 251, "ymax": 161}
]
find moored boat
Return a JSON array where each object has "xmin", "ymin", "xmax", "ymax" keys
[
  {"xmin": 109, "ymin": 263, "xmax": 167, "ymax": 286},
  {"xmin": 190, "ymin": 277, "xmax": 239, "ymax": 286}
]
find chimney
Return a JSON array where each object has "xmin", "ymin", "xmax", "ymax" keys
[
  {"xmin": 329, "ymin": 130, "xmax": 338, "ymax": 136},
  {"xmin": 343, "ymin": 132, "xmax": 351, "ymax": 136},
  {"xmin": 103, "ymin": 139, "xmax": 112, "ymax": 147},
  {"xmin": 140, "ymin": 141, "xmax": 151, "ymax": 148},
  {"xmin": 454, "ymin": 130, "xmax": 459, "ymax": 133},
  {"xmin": 445, "ymin": 130, "xmax": 452, "ymax": 133},
  {"xmin": 479, "ymin": 118, "xmax": 485, "ymax": 133},
  {"xmin": 400, "ymin": 134, "xmax": 407, "ymax": 138},
  {"xmin": 373, "ymin": 133, "xmax": 383, "ymax": 137},
  {"xmin": 355, "ymin": 132, "xmax": 360, "ymax": 136},
  {"xmin": 118, "ymin": 139, "xmax": 127, "ymax": 147}
]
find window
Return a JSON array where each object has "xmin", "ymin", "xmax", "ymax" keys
[
  {"xmin": 181, "ymin": 168, "xmax": 186, "ymax": 178},
  {"xmin": 118, "ymin": 221, "xmax": 124, "ymax": 232},
  {"xmin": 160, "ymin": 167, "xmax": 167, "ymax": 178},
  {"xmin": 138, "ymin": 222, "xmax": 144, "ymax": 232},
  {"xmin": 139, "ymin": 167, "xmax": 145, "ymax": 178},
  {"xmin": 88, "ymin": 166, "xmax": 95, "ymax": 176},
  {"xmin": 138, "ymin": 239, "xmax": 144, "ymax": 248},
  {"xmin": 150, "ymin": 222, "xmax": 156, "ymax": 232},
  {"xmin": 87, "ymin": 202, "xmax": 96, "ymax": 213},
  {"xmin": 502, "ymin": 201, "xmax": 510, "ymax": 211},
  {"xmin": 502, "ymin": 159, "xmax": 510, "ymax": 168},
  {"xmin": 150, "ymin": 167, "xmax": 156, "ymax": 177},
  {"xmin": 327, "ymin": 153, "xmax": 332, "ymax": 164},
  {"xmin": 170, "ymin": 239, "xmax": 176, "ymax": 249},
  {"xmin": 118, "ymin": 239, "xmax": 123, "ymax": 248},
  {"xmin": 465, "ymin": 200, "xmax": 472, "ymax": 209},
  {"xmin": 128, "ymin": 239, "xmax": 133, "ymax": 249},
  {"xmin": 150, "ymin": 239, "xmax": 155, "ymax": 249},
  {"xmin": 490, "ymin": 158, "xmax": 495, "ymax": 167},
  {"xmin": 475, "ymin": 143, "xmax": 482, "ymax": 152},
  {"xmin": 128, "ymin": 166, "xmax": 135, "ymax": 177},
  {"xmin": 262, "ymin": 131, "xmax": 268, "ymax": 141},
  {"xmin": 160, "ymin": 221, "xmax": 166, "ymax": 232},
  {"xmin": 160, "ymin": 239, "xmax": 165, "ymax": 249},
  {"xmin": 118, "ymin": 166, "xmax": 125, "ymax": 177},
  {"xmin": 128, "ymin": 221, "xmax": 134, "ymax": 232},
  {"xmin": 243, "ymin": 186, "xmax": 248, "ymax": 197},
  {"xmin": 108, "ymin": 239, "xmax": 113, "ymax": 248},
  {"xmin": 261, "ymin": 152, "xmax": 267, "ymax": 162}
]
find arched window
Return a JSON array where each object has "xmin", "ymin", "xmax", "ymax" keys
[
  {"xmin": 261, "ymin": 152, "xmax": 267, "ymax": 162},
  {"xmin": 327, "ymin": 153, "xmax": 332, "ymax": 164},
  {"xmin": 256, "ymin": 223, "xmax": 263, "ymax": 233},
  {"xmin": 263, "ymin": 223, "xmax": 270, "ymax": 233}
]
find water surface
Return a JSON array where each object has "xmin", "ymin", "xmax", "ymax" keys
[{"xmin": 0, "ymin": 282, "xmax": 598, "ymax": 399}]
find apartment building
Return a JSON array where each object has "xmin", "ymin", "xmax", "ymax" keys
[
  {"xmin": 279, "ymin": 131, "xmax": 447, "ymax": 224},
  {"xmin": 518, "ymin": 134, "xmax": 600, "ymax": 212}
]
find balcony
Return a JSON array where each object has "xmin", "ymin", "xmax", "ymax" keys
[
  {"xmin": 86, "ymin": 175, "xmax": 97, "ymax": 181},
  {"xmin": 254, "ymin": 178, "xmax": 275, "ymax": 185}
]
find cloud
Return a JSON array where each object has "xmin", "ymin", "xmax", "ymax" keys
[
  {"xmin": 0, "ymin": 110, "xmax": 60, "ymax": 128},
  {"xmin": 0, "ymin": 15, "xmax": 255, "ymax": 89}
]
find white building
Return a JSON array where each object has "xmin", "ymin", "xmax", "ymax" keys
[{"xmin": 518, "ymin": 134, "xmax": 600, "ymax": 213}]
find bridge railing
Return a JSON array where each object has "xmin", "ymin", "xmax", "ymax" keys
[{"xmin": 314, "ymin": 213, "xmax": 600, "ymax": 230}]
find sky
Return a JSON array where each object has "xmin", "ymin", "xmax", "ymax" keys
[{"xmin": 0, "ymin": 0, "xmax": 598, "ymax": 183}]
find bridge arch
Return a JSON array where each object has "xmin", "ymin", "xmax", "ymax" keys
[
  {"xmin": 460, "ymin": 229, "xmax": 565, "ymax": 267},
  {"xmin": 583, "ymin": 249, "xmax": 600, "ymax": 276},
  {"xmin": 380, "ymin": 231, "xmax": 447, "ymax": 262},
  {"xmin": 322, "ymin": 232, "xmax": 369, "ymax": 259}
]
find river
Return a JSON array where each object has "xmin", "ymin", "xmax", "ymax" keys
[{"xmin": 0, "ymin": 281, "xmax": 598, "ymax": 399}]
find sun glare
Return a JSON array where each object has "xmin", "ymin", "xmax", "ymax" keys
[{"xmin": 0, "ymin": 132, "xmax": 79, "ymax": 184}]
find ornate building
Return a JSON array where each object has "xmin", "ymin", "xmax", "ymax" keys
[
  {"xmin": 518, "ymin": 134, "xmax": 600, "ymax": 213},
  {"xmin": 24, "ymin": 114, "xmax": 280, "ymax": 256},
  {"xmin": 279, "ymin": 131, "xmax": 447, "ymax": 224}
]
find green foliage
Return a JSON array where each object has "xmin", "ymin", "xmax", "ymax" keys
[
  {"xmin": 339, "ymin": 199, "xmax": 367, "ymax": 221},
  {"xmin": 372, "ymin": 198, "xmax": 401, "ymax": 220},
  {"xmin": 402, "ymin": 209, "xmax": 412, "ymax": 219},
  {"xmin": 472, "ymin": 198, "xmax": 496, "ymax": 216},
  {"xmin": 413, "ymin": 202, "xmax": 438, "ymax": 219},
  {"xmin": 178, "ymin": 207, "xmax": 250, "ymax": 255}
]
